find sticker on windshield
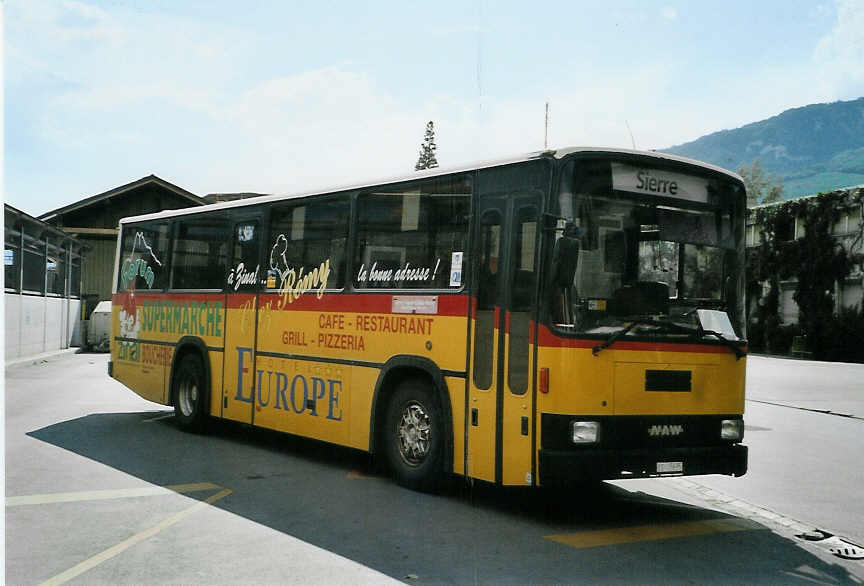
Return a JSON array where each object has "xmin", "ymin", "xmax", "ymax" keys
[
  {"xmin": 449, "ymin": 251, "xmax": 463, "ymax": 287},
  {"xmin": 588, "ymin": 299, "xmax": 607, "ymax": 311}
]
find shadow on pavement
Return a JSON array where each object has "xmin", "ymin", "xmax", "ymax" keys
[{"xmin": 28, "ymin": 412, "xmax": 860, "ymax": 585}]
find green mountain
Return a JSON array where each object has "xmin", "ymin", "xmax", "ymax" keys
[{"xmin": 662, "ymin": 97, "xmax": 864, "ymax": 198}]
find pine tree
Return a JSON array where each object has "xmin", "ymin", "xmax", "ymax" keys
[{"xmin": 414, "ymin": 121, "xmax": 439, "ymax": 171}]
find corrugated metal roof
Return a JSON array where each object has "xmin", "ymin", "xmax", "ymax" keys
[
  {"xmin": 38, "ymin": 175, "xmax": 205, "ymax": 222},
  {"xmin": 5, "ymin": 203, "xmax": 90, "ymax": 247}
]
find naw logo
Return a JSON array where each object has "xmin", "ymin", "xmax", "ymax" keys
[{"xmin": 648, "ymin": 424, "xmax": 684, "ymax": 437}]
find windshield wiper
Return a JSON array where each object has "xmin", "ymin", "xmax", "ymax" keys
[
  {"xmin": 592, "ymin": 318, "xmax": 747, "ymax": 360},
  {"xmin": 700, "ymin": 328, "xmax": 747, "ymax": 360},
  {"xmin": 592, "ymin": 318, "xmax": 692, "ymax": 356}
]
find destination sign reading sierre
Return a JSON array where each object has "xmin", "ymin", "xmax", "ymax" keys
[{"xmin": 611, "ymin": 163, "xmax": 708, "ymax": 203}]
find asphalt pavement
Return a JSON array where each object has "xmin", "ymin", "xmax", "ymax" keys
[
  {"xmin": 5, "ymin": 351, "xmax": 863, "ymax": 584},
  {"xmin": 640, "ymin": 354, "xmax": 864, "ymax": 575}
]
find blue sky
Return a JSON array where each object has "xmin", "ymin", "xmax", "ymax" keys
[{"xmin": 4, "ymin": 0, "xmax": 864, "ymax": 215}]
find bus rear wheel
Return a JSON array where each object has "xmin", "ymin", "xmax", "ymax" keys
[
  {"xmin": 172, "ymin": 353, "xmax": 207, "ymax": 432},
  {"xmin": 384, "ymin": 378, "xmax": 444, "ymax": 492}
]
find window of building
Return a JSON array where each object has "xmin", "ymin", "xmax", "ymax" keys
[
  {"xmin": 835, "ymin": 207, "xmax": 862, "ymax": 236},
  {"xmin": 47, "ymin": 242, "xmax": 67, "ymax": 296},
  {"xmin": 833, "ymin": 212, "xmax": 848, "ymax": 235},
  {"xmin": 5, "ymin": 227, "xmax": 20, "ymax": 292},
  {"xmin": 774, "ymin": 215, "xmax": 794, "ymax": 242},
  {"xmin": 22, "ymin": 235, "xmax": 45, "ymax": 293},
  {"xmin": 70, "ymin": 252, "xmax": 82, "ymax": 297},
  {"xmin": 745, "ymin": 224, "xmax": 757, "ymax": 247}
]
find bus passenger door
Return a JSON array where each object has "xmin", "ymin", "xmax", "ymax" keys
[
  {"xmin": 468, "ymin": 206, "xmax": 504, "ymax": 482},
  {"xmin": 468, "ymin": 195, "xmax": 539, "ymax": 484},
  {"xmin": 221, "ymin": 218, "xmax": 262, "ymax": 424},
  {"xmin": 500, "ymin": 201, "xmax": 538, "ymax": 485}
]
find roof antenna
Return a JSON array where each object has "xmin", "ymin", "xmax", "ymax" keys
[
  {"xmin": 625, "ymin": 119, "xmax": 637, "ymax": 150},
  {"xmin": 544, "ymin": 101, "xmax": 550, "ymax": 149}
]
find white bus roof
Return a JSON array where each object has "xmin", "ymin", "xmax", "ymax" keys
[{"xmin": 119, "ymin": 146, "xmax": 743, "ymax": 225}]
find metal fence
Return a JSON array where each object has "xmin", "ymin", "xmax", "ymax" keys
[{"xmin": 5, "ymin": 205, "xmax": 88, "ymax": 360}]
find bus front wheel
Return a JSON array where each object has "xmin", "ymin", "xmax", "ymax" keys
[
  {"xmin": 172, "ymin": 353, "xmax": 207, "ymax": 432},
  {"xmin": 384, "ymin": 378, "xmax": 444, "ymax": 492}
]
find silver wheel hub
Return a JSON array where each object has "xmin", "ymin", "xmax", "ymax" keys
[
  {"xmin": 178, "ymin": 376, "xmax": 198, "ymax": 417},
  {"xmin": 396, "ymin": 401, "xmax": 431, "ymax": 466}
]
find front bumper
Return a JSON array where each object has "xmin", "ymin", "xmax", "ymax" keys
[{"xmin": 539, "ymin": 444, "xmax": 747, "ymax": 486}]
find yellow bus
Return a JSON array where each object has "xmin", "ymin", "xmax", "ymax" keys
[{"xmin": 109, "ymin": 147, "xmax": 748, "ymax": 491}]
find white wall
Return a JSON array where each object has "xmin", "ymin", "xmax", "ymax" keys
[
  {"xmin": 4, "ymin": 293, "xmax": 83, "ymax": 360},
  {"xmin": 841, "ymin": 279, "xmax": 863, "ymax": 312},
  {"xmin": 780, "ymin": 283, "xmax": 798, "ymax": 325}
]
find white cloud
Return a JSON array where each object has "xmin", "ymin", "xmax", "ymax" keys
[
  {"xmin": 812, "ymin": 0, "xmax": 864, "ymax": 100},
  {"xmin": 199, "ymin": 68, "xmax": 418, "ymax": 188},
  {"xmin": 430, "ymin": 24, "xmax": 484, "ymax": 36},
  {"xmin": 9, "ymin": 0, "xmax": 862, "ymax": 210}
]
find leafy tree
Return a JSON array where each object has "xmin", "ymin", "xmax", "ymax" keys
[
  {"xmin": 415, "ymin": 121, "xmax": 439, "ymax": 171},
  {"xmin": 738, "ymin": 158, "xmax": 783, "ymax": 207},
  {"xmin": 746, "ymin": 190, "xmax": 861, "ymax": 360}
]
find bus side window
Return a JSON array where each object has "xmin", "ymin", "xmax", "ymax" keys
[
  {"xmin": 171, "ymin": 216, "xmax": 229, "ymax": 290},
  {"xmin": 269, "ymin": 197, "xmax": 349, "ymax": 290},
  {"xmin": 473, "ymin": 209, "xmax": 501, "ymax": 390},
  {"xmin": 354, "ymin": 174, "xmax": 471, "ymax": 290},
  {"xmin": 508, "ymin": 205, "xmax": 537, "ymax": 396},
  {"xmin": 117, "ymin": 221, "xmax": 170, "ymax": 292},
  {"xmin": 230, "ymin": 221, "xmax": 260, "ymax": 290}
]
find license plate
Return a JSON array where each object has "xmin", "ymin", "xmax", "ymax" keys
[{"xmin": 657, "ymin": 461, "xmax": 683, "ymax": 473}]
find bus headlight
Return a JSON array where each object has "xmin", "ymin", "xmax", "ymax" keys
[
  {"xmin": 720, "ymin": 419, "xmax": 744, "ymax": 441},
  {"xmin": 571, "ymin": 421, "xmax": 600, "ymax": 444}
]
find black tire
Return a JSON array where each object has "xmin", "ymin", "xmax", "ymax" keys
[
  {"xmin": 172, "ymin": 353, "xmax": 208, "ymax": 432},
  {"xmin": 384, "ymin": 378, "xmax": 446, "ymax": 492}
]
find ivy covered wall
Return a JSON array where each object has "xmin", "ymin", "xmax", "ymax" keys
[{"xmin": 746, "ymin": 186, "xmax": 864, "ymax": 361}]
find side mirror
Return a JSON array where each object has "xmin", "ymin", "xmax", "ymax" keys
[{"xmin": 551, "ymin": 222, "xmax": 580, "ymax": 287}]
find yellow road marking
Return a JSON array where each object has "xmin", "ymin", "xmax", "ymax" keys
[
  {"xmin": 38, "ymin": 488, "xmax": 232, "ymax": 586},
  {"xmin": 6, "ymin": 482, "xmax": 220, "ymax": 507},
  {"xmin": 346, "ymin": 470, "xmax": 375, "ymax": 479},
  {"xmin": 546, "ymin": 518, "xmax": 758, "ymax": 549}
]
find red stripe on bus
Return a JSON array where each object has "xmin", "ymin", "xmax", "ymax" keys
[
  {"xmin": 225, "ymin": 293, "xmax": 257, "ymax": 309},
  {"xmin": 113, "ymin": 292, "xmax": 224, "ymax": 304},
  {"xmin": 256, "ymin": 292, "xmax": 468, "ymax": 315},
  {"xmin": 115, "ymin": 292, "xmax": 469, "ymax": 316},
  {"xmin": 535, "ymin": 324, "xmax": 746, "ymax": 354}
]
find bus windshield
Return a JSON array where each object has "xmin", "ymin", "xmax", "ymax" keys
[{"xmin": 551, "ymin": 158, "xmax": 745, "ymax": 339}]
